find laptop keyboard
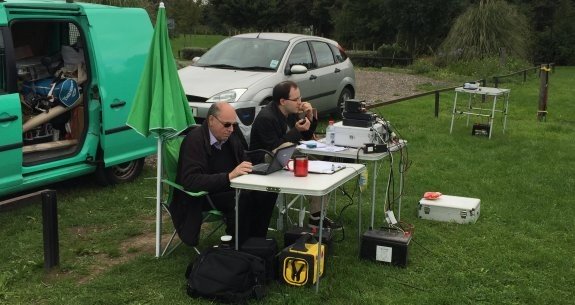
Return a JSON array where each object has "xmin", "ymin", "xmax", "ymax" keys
[{"xmin": 252, "ymin": 163, "xmax": 269, "ymax": 172}]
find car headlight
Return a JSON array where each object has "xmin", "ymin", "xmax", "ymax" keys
[{"xmin": 206, "ymin": 89, "xmax": 247, "ymax": 103}]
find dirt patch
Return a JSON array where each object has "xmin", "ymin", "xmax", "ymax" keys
[{"xmin": 75, "ymin": 231, "xmax": 161, "ymax": 284}]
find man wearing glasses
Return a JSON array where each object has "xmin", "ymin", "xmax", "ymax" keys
[
  {"xmin": 250, "ymin": 81, "xmax": 342, "ymax": 230},
  {"xmin": 171, "ymin": 102, "xmax": 273, "ymax": 247}
]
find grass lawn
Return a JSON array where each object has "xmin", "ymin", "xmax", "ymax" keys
[{"xmin": 0, "ymin": 67, "xmax": 573, "ymax": 304}]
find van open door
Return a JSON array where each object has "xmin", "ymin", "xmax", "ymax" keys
[
  {"xmin": 0, "ymin": 93, "xmax": 23, "ymax": 188},
  {"xmin": 84, "ymin": 9, "xmax": 155, "ymax": 167}
]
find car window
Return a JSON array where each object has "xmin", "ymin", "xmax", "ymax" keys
[
  {"xmin": 287, "ymin": 42, "xmax": 314, "ymax": 70},
  {"xmin": 196, "ymin": 37, "xmax": 288, "ymax": 71},
  {"xmin": 329, "ymin": 43, "xmax": 348, "ymax": 63},
  {"xmin": 311, "ymin": 41, "xmax": 335, "ymax": 68}
]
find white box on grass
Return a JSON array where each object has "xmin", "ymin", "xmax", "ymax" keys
[{"xmin": 418, "ymin": 195, "xmax": 480, "ymax": 224}]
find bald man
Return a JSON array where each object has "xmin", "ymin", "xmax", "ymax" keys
[{"xmin": 171, "ymin": 102, "xmax": 274, "ymax": 247}]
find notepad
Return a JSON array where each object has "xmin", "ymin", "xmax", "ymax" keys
[{"xmin": 307, "ymin": 160, "xmax": 346, "ymax": 174}]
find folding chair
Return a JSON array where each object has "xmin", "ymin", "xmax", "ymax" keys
[{"xmin": 160, "ymin": 127, "xmax": 224, "ymax": 256}]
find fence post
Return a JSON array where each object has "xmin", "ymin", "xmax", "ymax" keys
[
  {"xmin": 434, "ymin": 91, "xmax": 440, "ymax": 118},
  {"xmin": 537, "ymin": 64, "xmax": 550, "ymax": 121},
  {"xmin": 41, "ymin": 190, "xmax": 59, "ymax": 270}
]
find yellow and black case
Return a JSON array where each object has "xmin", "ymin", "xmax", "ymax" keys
[{"xmin": 279, "ymin": 234, "xmax": 325, "ymax": 287}]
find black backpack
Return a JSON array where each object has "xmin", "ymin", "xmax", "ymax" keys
[{"xmin": 185, "ymin": 246, "xmax": 266, "ymax": 302}]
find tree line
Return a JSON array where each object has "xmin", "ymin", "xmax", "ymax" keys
[{"xmin": 88, "ymin": 0, "xmax": 575, "ymax": 65}]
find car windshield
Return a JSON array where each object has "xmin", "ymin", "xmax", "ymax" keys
[{"xmin": 195, "ymin": 37, "xmax": 289, "ymax": 72}]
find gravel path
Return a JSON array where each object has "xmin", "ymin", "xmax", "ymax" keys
[{"xmin": 354, "ymin": 69, "xmax": 448, "ymax": 103}]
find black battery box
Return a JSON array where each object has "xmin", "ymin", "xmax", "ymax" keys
[
  {"xmin": 284, "ymin": 227, "xmax": 333, "ymax": 256},
  {"xmin": 359, "ymin": 229, "xmax": 411, "ymax": 267}
]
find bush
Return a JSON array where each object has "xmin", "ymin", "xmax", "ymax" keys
[
  {"xmin": 446, "ymin": 56, "xmax": 531, "ymax": 80},
  {"xmin": 179, "ymin": 47, "xmax": 208, "ymax": 60},
  {"xmin": 376, "ymin": 43, "xmax": 410, "ymax": 59},
  {"xmin": 408, "ymin": 58, "xmax": 438, "ymax": 74},
  {"xmin": 347, "ymin": 50, "xmax": 412, "ymax": 67}
]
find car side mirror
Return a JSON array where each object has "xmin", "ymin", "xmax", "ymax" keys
[
  {"xmin": 192, "ymin": 56, "xmax": 200, "ymax": 64},
  {"xmin": 288, "ymin": 64, "xmax": 308, "ymax": 75}
]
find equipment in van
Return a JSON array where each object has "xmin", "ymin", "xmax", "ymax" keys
[{"xmin": 21, "ymin": 76, "xmax": 81, "ymax": 111}]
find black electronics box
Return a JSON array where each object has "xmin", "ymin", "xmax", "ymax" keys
[
  {"xmin": 343, "ymin": 111, "xmax": 376, "ymax": 122},
  {"xmin": 284, "ymin": 227, "xmax": 333, "ymax": 256},
  {"xmin": 363, "ymin": 143, "xmax": 388, "ymax": 154},
  {"xmin": 241, "ymin": 237, "xmax": 279, "ymax": 282},
  {"xmin": 472, "ymin": 123, "xmax": 490, "ymax": 136},
  {"xmin": 360, "ymin": 229, "xmax": 411, "ymax": 267},
  {"xmin": 344, "ymin": 99, "xmax": 366, "ymax": 113},
  {"xmin": 342, "ymin": 118, "xmax": 373, "ymax": 128}
]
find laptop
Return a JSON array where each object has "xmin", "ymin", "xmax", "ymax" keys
[{"xmin": 251, "ymin": 144, "xmax": 297, "ymax": 175}]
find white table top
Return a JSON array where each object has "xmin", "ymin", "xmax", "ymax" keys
[
  {"xmin": 297, "ymin": 140, "xmax": 406, "ymax": 161},
  {"xmin": 455, "ymin": 86, "xmax": 510, "ymax": 96},
  {"xmin": 230, "ymin": 163, "xmax": 365, "ymax": 196}
]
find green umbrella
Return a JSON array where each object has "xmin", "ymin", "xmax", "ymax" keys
[{"xmin": 126, "ymin": 2, "xmax": 195, "ymax": 257}]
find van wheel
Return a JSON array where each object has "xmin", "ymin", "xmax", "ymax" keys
[
  {"xmin": 333, "ymin": 87, "xmax": 353, "ymax": 119},
  {"xmin": 95, "ymin": 158, "xmax": 145, "ymax": 186}
]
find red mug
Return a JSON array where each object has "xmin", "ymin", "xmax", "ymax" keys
[{"xmin": 287, "ymin": 156, "xmax": 308, "ymax": 177}]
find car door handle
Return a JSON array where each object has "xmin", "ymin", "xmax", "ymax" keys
[
  {"xmin": 309, "ymin": 74, "xmax": 317, "ymax": 80},
  {"xmin": 0, "ymin": 115, "xmax": 18, "ymax": 124},
  {"xmin": 110, "ymin": 100, "xmax": 126, "ymax": 109},
  {"xmin": 334, "ymin": 68, "xmax": 341, "ymax": 73}
]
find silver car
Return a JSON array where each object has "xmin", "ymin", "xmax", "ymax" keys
[{"xmin": 178, "ymin": 33, "xmax": 355, "ymax": 142}]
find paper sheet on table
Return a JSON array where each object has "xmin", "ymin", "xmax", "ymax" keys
[
  {"xmin": 307, "ymin": 160, "xmax": 347, "ymax": 174},
  {"xmin": 297, "ymin": 140, "xmax": 346, "ymax": 152}
]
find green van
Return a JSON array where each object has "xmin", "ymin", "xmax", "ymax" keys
[{"xmin": 0, "ymin": 1, "xmax": 156, "ymax": 197}]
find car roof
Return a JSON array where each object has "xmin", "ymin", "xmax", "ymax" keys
[{"xmin": 234, "ymin": 32, "xmax": 339, "ymax": 45}]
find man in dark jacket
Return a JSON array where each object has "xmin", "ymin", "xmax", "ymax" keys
[
  {"xmin": 170, "ymin": 102, "xmax": 273, "ymax": 246},
  {"xmin": 250, "ymin": 81, "xmax": 317, "ymax": 164},
  {"xmin": 250, "ymin": 81, "xmax": 341, "ymax": 230}
]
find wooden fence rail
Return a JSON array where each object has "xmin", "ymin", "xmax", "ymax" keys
[{"xmin": 366, "ymin": 63, "xmax": 553, "ymax": 117}]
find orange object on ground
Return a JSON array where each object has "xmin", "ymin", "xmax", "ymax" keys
[{"xmin": 423, "ymin": 192, "xmax": 442, "ymax": 200}]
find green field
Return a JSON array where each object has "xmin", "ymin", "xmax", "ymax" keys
[{"xmin": 1, "ymin": 67, "xmax": 573, "ymax": 304}]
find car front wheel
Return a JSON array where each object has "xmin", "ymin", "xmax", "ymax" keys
[
  {"xmin": 95, "ymin": 158, "xmax": 145, "ymax": 186},
  {"xmin": 334, "ymin": 87, "xmax": 353, "ymax": 119}
]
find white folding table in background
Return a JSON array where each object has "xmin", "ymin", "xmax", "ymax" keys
[{"xmin": 450, "ymin": 86, "xmax": 511, "ymax": 139}]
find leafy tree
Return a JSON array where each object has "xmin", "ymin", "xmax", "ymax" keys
[
  {"xmin": 204, "ymin": 0, "xmax": 281, "ymax": 32},
  {"xmin": 439, "ymin": 0, "xmax": 530, "ymax": 62},
  {"xmin": 528, "ymin": 0, "xmax": 575, "ymax": 64},
  {"xmin": 332, "ymin": 0, "xmax": 395, "ymax": 49},
  {"xmin": 387, "ymin": 0, "xmax": 467, "ymax": 56},
  {"xmin": 166, "ymin": 0, "xmax": 203, "ymax": 35}
]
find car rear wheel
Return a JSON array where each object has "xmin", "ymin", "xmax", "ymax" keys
[
  {"xmin": 333, "ymin": 87, "xmax": 353, "ymax": 119},
  {"xmin": 95, "ymin": 158, "xmax": 145, "ymax": 186}
]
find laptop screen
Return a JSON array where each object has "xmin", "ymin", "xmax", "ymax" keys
[{"xmin": 268, "ymin": 144, "xmax": 296, "ymax": 172}]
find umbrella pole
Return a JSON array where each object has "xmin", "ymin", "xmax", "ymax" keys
[{"xmin": 156, "ymin": 137, "xmax": 163, "ymax": 258}]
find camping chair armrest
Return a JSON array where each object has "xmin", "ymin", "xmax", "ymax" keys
[
  {"xmin": 162, "ymin": 179, "xmax": 207, "ymax": 197},
  {"xmin": 162, "ymin": 178, "xmax": 217, "ymax": 210}
]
